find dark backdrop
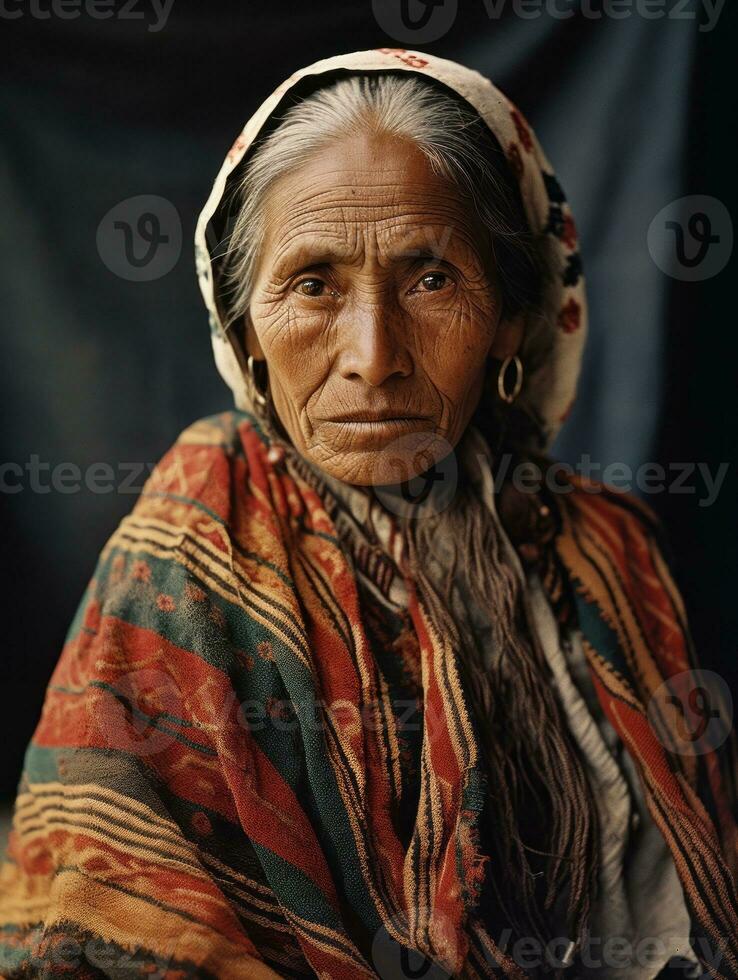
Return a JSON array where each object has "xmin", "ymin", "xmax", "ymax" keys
[{"xmin": 0, "ymin": 0, "xmax": 734, "ymax": 797}]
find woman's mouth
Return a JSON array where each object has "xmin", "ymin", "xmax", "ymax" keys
[
  {"xmin": 324, "ymin": 409, "xmax": 432, "ymax": 424},
  {"xmin": 317, "ymin": 413, "xmax": 433, "ymax": 444}
]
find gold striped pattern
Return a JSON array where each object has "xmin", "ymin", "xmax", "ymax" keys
[{"xmin": 108, "ymin": 514, "xmax": 312, "ymax": 673}]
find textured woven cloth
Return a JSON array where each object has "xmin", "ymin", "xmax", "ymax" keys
[
  {"xmin": 312, "ymin": 426, "xmax": 715, "ymax": 980},
  {"xmin": 528, "ymin": 580, "xmax": 697, "ymax": 979},
  {"xmin": 0, "ymin": 411, "xmax": 735, "ymax": 978}
]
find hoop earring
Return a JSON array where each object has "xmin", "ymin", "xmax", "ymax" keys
[
  {"xmin": 497, "ymin": 355, "xmax": 523, "ymax": 405},
  {"xmin": 246, "ymin": 354, "xmax": 268, "ymax": 408}
]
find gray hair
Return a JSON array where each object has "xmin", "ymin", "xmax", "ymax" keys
[{"xmin": 219, "ymin": 73, "xmax": 543, "ymax": 334}]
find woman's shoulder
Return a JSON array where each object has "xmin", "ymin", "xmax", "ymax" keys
[
  {"xmin": 166, "ymin": 408, "xmax": 269, "ymax": 468},
  {"xmin": 540, "ymin": 470, "xmax": 688, "ymax": 643},
  {"xmin": 127, "ymin": 409, "xmax": 270, "ymax": 533},
  {"xmin": 496, "ymin": 460, "xmax": 682, "ymax": 632},
  {"xmin": 171, "ymin": 409, "xmax": 267, "ymax": 453},
  {"xmin": 539, "ymin": 467, "xmax": 682, "ymax": 590},
  {"xmin": 549, "ymin": 471, "xmax": 667, "ymax": 553},
  {"xmin": 80, "ymin": 409, "xmax": 274, "ymax": 642},
  {"xmin": 499, "ymin": 456, "xmax": 669, "ymax": 572}
]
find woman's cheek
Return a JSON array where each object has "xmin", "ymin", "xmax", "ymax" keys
[
  {"xmin": 252, "ymin": 300, "xmax": 334, "ymax": 412},
  {"xmin": 412, "ymin": 292, "xmax": 496, "ymax": 365},
  {"xmin": 253, "ymin": 296, "xmax": 331, "ymax": 362}
]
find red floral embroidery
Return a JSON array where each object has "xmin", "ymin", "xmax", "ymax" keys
[
  {"xmin": 510, "ymin": 109, "xmax": 533, "ymax": 153},
  {"xmin": 562, "ymin": 214, "xmax": 578, "ymax": 250},
  {"xmin": 184, "ymin": 582, "xmax": 207, "ymax": 603},
  {"xmin": 209, "ymin": 606, "xmax": 226, "ymax": 629},
  {"xmin": 236, "ymin": 650, "xmax": 255, "ymax": 671},
  {"xmin": 156, "ymin": 593, "xmax": 176, "ymax": 612},
  {"xmin": 377, "ymin": 48, "xmax": 428, "ymax": 68},
  {"xmin": 557, "ymin": 298, "xmax": 582, "ymax": 334},
  {"xmin": 257, "ymin": 640, "xmax": 275, "ymax": 662},
  {"xmin": 132, "ymin": 560, "xmax": 151, "ymax": 583},
  {"xmin": 507, "ymin": 143, "xmax": 524, "ymax": 179}
]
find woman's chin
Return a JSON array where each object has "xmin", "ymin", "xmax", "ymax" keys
[{"xmin": 307, "ymin": 427, "xmax": 455, "ymax": 487}]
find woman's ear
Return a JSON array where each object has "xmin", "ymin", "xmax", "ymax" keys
[
  {"xmin": 489, "ymin": 311, "xmax": 525, "ymax": 360},
  {"xmin": 243, "ymin": 314, "xmax": 265, "ymax": 360}
]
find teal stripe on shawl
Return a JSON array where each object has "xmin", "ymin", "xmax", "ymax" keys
[{"xmin": 57, "ymin": 524, "xmax": 390, "ymax": 944}]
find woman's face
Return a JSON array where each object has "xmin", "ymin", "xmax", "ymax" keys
[{"xmin": 246, "ymin": 132, "xmax": 522, "ymax": 485}]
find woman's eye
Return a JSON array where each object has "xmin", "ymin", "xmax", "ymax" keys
[
  {"xmin": 294, "ymin": 278, "xmax": 328, "ymax": 297},
  {"xmin": 415, "ymin": 271, "xmax": 450, "ymax": 293}
]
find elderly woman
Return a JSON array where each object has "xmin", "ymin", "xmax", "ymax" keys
[{"xmin": 0, "ymin": 50, "xmax": 735, "ymax": 980}]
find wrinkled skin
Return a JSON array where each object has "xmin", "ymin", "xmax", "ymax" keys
[{"xmin": 245, "ymin": 132, "xmax": 523, "ymax": 485}]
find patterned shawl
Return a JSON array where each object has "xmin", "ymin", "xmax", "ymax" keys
[
  {"xmin": 0, "ymin": 49, "xmax": 735, "ymax": 979},
  {"xmin": 0, "ymin": 411, "xmax": 735, "ymax": 978}
]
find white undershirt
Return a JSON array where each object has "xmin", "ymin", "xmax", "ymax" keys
[
  {"xmin": 527, "ymin": 574, "xmax": 699, "ymax": 979},
  {"xmin": 451, "ymin": 429, "xmax": 700, "ymax": 977}
]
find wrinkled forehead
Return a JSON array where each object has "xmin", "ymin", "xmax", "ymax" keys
[
  {"xmin": 257, "ymin": 133, "xmax": 490, "ymax": 272},
  {"xmin": 206, "ymin": 68, "xmax": 491, "ymax": 258}
]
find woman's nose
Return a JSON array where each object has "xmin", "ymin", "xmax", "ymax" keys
[{"xmin": 336, "ymin": 298, "xmax": 413, "ymax": 387}]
